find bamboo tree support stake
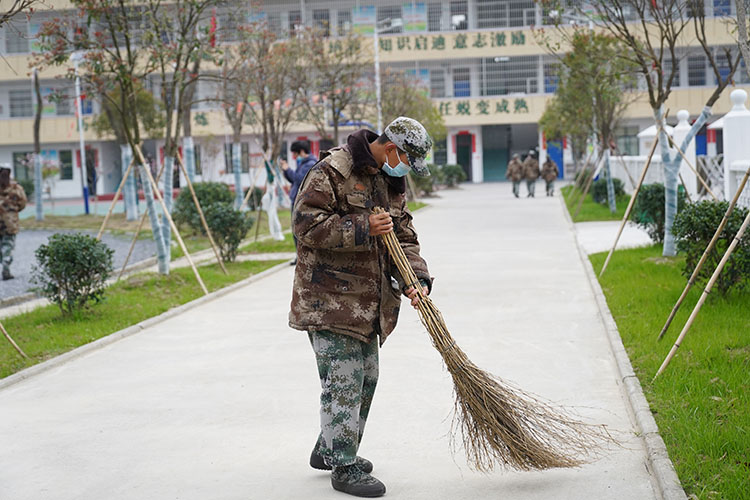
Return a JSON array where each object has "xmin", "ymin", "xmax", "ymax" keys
[
  {"xmin": 175, "ymin": 153, "xmax": 227, "ymax": 275},
  {"xmin": 654, "ymin": 207, "xmax": 750, "ymax": 380},
  {"xmin": 612, "ymin": 147, "xmax": 637, "ymax": 189},
  {"xmin": 116, "ymin": 161, "xmax": 167, "ymax": 281},
  {"xmin": 657, "ymin": 164, "xmax": 750, "ymax": 340},
  {"xmin": 134, "ymin": 145, "xmax": 209, "ymax": 295},
  {"xmin": 1, "ymin": 320, "xmax": 28, "ymax": 359},
  {"xmin": 96, "ymin": 156, "xmax": 136, "ymax": 240},
  {"xmin": 599, "ymin": 136, "xmax": 660, "ymax": 278},
  {"xmin": 663, "ymin": 131, "xmax": 718, "ymax": 201}
]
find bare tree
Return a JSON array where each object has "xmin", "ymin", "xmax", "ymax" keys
[
  {"xmin": 543, "ymin": 0, "xmax": 740, "ymax": 255},
  {"xmin": 0, "ymin": 0, "xmax": 41, "ymax": 28},
  {"xmin": 737, "ymin": 0, "xmax": 750, "ymax": 80}
]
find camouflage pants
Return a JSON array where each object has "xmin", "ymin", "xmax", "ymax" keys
[
  {"xmin": 0, "ymin": 234, "xmax": 15, "ymax": 271},
  {"xmin": 309, "ymin": 330, "xmax": 379, "ymax": 467},
  {"xmin": 546, "ymin": 180, "xmax": 555, "ymax": 196},
  {"xmin": 512, "ymin": 181, "xmax": 521, "ymax": 197},
  {"xmin": 526, "ymin": 180, "xmax": 536, "ymax": 197}
]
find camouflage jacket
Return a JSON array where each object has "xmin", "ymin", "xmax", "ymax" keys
[
  {"xmin": 541, "ymin": 160, "xmax": 559, "ymax": 182},
  {"xmin": 289, "ymin": 129, "xmax": 431, "ymax": 345},
  {"xmin": 523, "ymin": 157, "xmax": 540, "ymax": 181},
  {"xmin": 0, "ymin": 182, "xmax": 27, "ymax": 235},
  {"xmin": 506, "ymin": 159, "xmax": 524, "ymax": 182}
]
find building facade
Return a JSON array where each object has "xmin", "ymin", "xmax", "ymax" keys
[{"xmin": 0, "ymin": 0, "xmax": 748, "ymax": 198}]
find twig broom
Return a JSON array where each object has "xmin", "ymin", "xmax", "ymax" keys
[{"xmin": 375, "ymin": 207, "xmax": 611, "ymax": 472}]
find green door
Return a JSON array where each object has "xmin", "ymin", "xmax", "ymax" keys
[
  {"xmin": 456, "ymin": 134, "xmax": 472, "ymax": 182},
  {"xmin": 483, "ymin": 148, "xmax": 508, "ymax": 182}
]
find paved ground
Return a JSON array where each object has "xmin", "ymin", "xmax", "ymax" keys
[
  {"xmin": 574, "ymin": 220, "xmax": 653, "ymax": 255},
  {"xmin": 0, "ymin": 229, "xmax": 156, "ymax": 300},
  {"xmin": 0, "ymin": 184, "xmax": 658, "ymax": 500}
]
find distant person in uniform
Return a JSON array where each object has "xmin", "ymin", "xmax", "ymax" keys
[
  {"xmin": 523, "ymin": 150, "xmax": 540, "ymax": 198},
  {"xmin": 505, "ymin": 153, "xmax": 524, "ymax": 198},
  {"xmin": 282, "ymin": 140, "xmax": 318, "ymax": 265},
  {"xmin": 541, "ymin": 157, "xmax": 560, "ymax": 197},
  {"xmin": 0, "ymin": 166, "xmax": 28, "ymax": 280}
]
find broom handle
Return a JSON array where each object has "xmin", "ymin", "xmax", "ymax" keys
[{"xmin": 657, "ymin": 163, "xmax": 750, "ymax": 340}]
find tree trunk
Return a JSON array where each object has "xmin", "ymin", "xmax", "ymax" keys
[
  {"xmin": 120, "ymin": 144, "xmax": 139, "ymax": 220},
  {"xmin": 604, "ymin": 149, "xmax": 616, "ymax": 213},
  {"xmin": 162, "ymin": 156, "xmax": 174, "ymax": 260},
  {"xmin": 232, "ymin": 142, "xmax": 243, "ymax": 209},
  {"xmin": 32, "ymin": 68, "xmax": 43, "ymax": 221},
  {"xmin": 139, "ymin": 163, "xmax": 169, "ymax": 274}
]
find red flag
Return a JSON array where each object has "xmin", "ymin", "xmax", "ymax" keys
[{"xmin": 210, "ymin": 8, "xmax": 217, "ymax": 48}]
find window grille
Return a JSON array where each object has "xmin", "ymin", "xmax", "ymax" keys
[
  {"xmin": 313, "ymin": 9, "xmax": 330, "ymax": 36},
  {"xmin": 543, "ymin": 58, "xmax": 559, "ymax": 93},
  {"xmin": 12, "ymin": 152, "xmax": 32, "ymax": 181},
  {"xmin": 713, "ymin": 0, "xmax": 732, "ymax": 16},
  {"xmin": 56, "ymin": 87, "xmax": 74, "ymax": 116},
  {"xmin": 430, "ymin": 69, "xmax": 446, "ymax": 98},
  {"xmin": 194, "ymin": 144, "xmax": 203, "ymax": 176},
  {"xmin": 5, "ymin": 20, "xmax": 29, "ymax": 53},
  {"xmin": 688, "ymin": 54, "xmax": 706, "ymax": 86},
  {"xmin": 288, "ymin": 10, "xmax": 302, "ymax": 34},
  {"xmin": 224, "ymin": 143, "xmax": 250, "ymax": 173},
  {"xmin": 59, "ymin": 150, "xmax": 74, "ymax": 180},
  {"xmin": 614, "ymin": 126, "xmax": 639, "ymax": 156},
  {"xmin": 450, "ymin": 1, "xmax": 467, "ymax": 30},
  {"xmin": 268, "ymin": 12, "xmax": 282, "ymax": 33},
  {"xmin": 663, "ymin": 56, "xmax": 681, "ymax": 87},
  {"xmin": 482, "ymin": 56, "xmax": 538, "ymax": 96},
  {"xmin": 428, "ymin": 2, "xmax": 443, "ymax": 31},
  {"xmin": 433, "ymin": 138, "xmax": 447, "ymax": 166},
  {"xmin": 337, "ymin": 9, "xmax": 352, "ymax": 35},
  {"xmin": 9, "ymin": 89, "xmax": 33, "ymax": 117},
  {"xmin": 377, "ymin": 5, "xmax": 403, "ymax": 33},
  {"xmin": 453, "ymin": 67, "xmax": 470, "ymax": 97}
]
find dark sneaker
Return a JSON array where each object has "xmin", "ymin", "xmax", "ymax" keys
[
  {"xmin": 310, "ymin": 449, "xmax": 373, "ymax": 473},
  {"xmin": 2, "ymin": 269, "xmax": 13, "ymax": 280},
  {"xmin": 331, "ymin": 464, "xmax": 385, "ymax": 498}
]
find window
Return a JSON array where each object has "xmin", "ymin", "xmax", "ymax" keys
[
  {"xmin": 482, "ymin": 56, "xmax": 538, "ymax": 96},
  {"xmin": 714, "ymin": 47, "xmax": 738, "ymax": 84},
  {"xmin": 12, "ymin": 152, "xmax": 32, "ymax": 181},
  {"xmin": 450, "ymin": 1, "xmax": 467, "ymax": 30},
  {"xmin": 5, "ymin": 20, "xmax": 29, "ymax": 53},
  {"xmin": 430, "ymin": 69, "xmax": 446, "ymax": 98},
  {"xmin": 288, "ymin": 10, "xmax": 302, "ymax": 34},
  {"xmin": 59, "ymin": 150, "xmax": 74, "ymax": 180},
  {"xmin": 453, "ymin": 67, "xmax": 470, "ymax": 97},
  {"xmin": 219, "ymin": 11, "xmax": 240, "ymax": 42},
  {"xmin": 313, "ymin": 9, "xmax": 330, "ymax": 36},
  {"xmin": 337, "ymin": 9, "xmax": 352, "ymax": 35},
  {"xmin": 477, "ymin": 0, "xmax": 509, "ymax": 28},
  {"xmin": 543, "ymin": 59, "xmax": 559, "ymax": 93},
  {"xmin": 509, "ymin": 0, "xmax": 536, "ymax": 27},
  {"xmin": 614, "ymin": 127, "xmax": 639, "ymax": 156},
  {"xmin": 663, "ymin": 56, "xmax": 681, "ymax": 87},
  {"xmin": 428, "ymin": 3, "xmax": 443, "ymax": 31},
  {"xmin": 194, "ymin": 144, "xmax": 202, "ymax": 176},
  {"xmin": 9, "ymin": 89, "xmax": 33, "ymax": 117},
  {"xmin": 224, "ymin": 143, "xmax": 249, "ymax": 173},
  {"xmin": 713, "ymin": 0, "xmax": 732, "ymax": 16},
  {"xmin": 688, "ymin": 55, "xmax": 706, "ymax": 86},
  {"xmin": 268, "ymin": 12, "xmax": 282, "ymax": 33},
  {"xmin": 377, "ymin": 5, "xmax": 403, "ymax": 33},
  {"xmin": 56, "ymin": 88, "xmax": 74, "ymax": 116},
  {"xmin": 433, "ymin": 138, "xmax": 447, "ymax": 166}
]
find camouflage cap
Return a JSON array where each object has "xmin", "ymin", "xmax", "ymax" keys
[{"xmin": 384, "ymin": 116, "xmax": 433, "ymax": 177}]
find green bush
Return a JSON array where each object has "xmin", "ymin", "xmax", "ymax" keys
[
  {"xmin": 18, "ymin": 178, "xmax": 34, "ymax": 198},
  {"xmin": 409, "ymin": 164, "xmax": 436, "ymax": 197},
  {"xmin": 242, "ymin": 186, "xmax": 265, "ymax": 210},
  {"xmin": 442, "ymin": 164, "xmax": 467, "ymax": 187},
  {"xmin": 591, "ymin": 176, "xmax": 625, "ymax": 205},
  {"xmin": 31, "ymin": 233, "xmax": 114, "ymax": 314},
  {"xmin": 204, "ymin": 203, "xmax": 254, "ymax": 262},
  {"xmin": 673, "ymin": 200, "xmax": 750, "ymax": 295},
  {"xmin": 631, "ymin": 183, "xmax": 687, "ymax": 243},
  {"xmin": 172, "ymin": 182, "xmax": 234, "ymax": 234}
]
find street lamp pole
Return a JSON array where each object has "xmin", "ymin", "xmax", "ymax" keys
[
  {"xmin": 373, "ymin": 18, "xmax": 402, "ymax": 134},
  {"xmin": 71, "ymin": 51, "xmax": 90, "ymax": 215}
]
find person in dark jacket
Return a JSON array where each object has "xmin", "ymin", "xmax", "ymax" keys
[{"xmin": 282, "ymin": 141, "xmax": 318, "ymax": 264}]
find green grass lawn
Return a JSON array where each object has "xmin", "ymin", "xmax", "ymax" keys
[
  {"xmin": 590, "ymin": 245, "xmax": 749, "ymax": 500},
  {"xmin": 561, "ymin": 185, "xmax": 631, "ymax": 222},
  {"xmin": 408, "ymin": 200, "xmax": 427, "ymax": 212},
  {"xmin": 0, "ymin": 259, "xmax": 284, "ymax": 379}
]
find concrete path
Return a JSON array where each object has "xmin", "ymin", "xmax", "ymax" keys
[{"xmin": 0, "ymin": 184, "xmax": 658, "ymax": 500}]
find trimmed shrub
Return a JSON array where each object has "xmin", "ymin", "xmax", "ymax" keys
[
  {"xmin": 172, "ymin": 182, "xmax": 234, "ymax": 234},
  {"xmin": 631, "ymin": 183, "xmax": 687, "ymax": 243},
  {"xmin": 18, "ymin": 178, "xmax": 34, "ymax": 198},
  {"xmin": 591, "ymin": 176, "xmax": 625, "ymax": 205},
  {"xmin": 673, "ymin": 200, "xmax": 750, "ymax": 295},
  {"xmin": 442, "ymin": 164, "xmax": 467, "ymax": 187},
  {"xmin": 204, "ymin": 203, "xmax": 254, "ymax": 262},
  {"xmin": 409, "ymin": 165, "xmax": 436, "ymax": 197},
  {"xmin": 31, "ymin": 233, "xmax": 114, "ymax": 314}
]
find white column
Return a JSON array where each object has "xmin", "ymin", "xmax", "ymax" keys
[
  {"xmin": 722, "ymin": 89, "xmax": 750, "ymax": 200},
  {"xmin": 447, "ymin": 131, "xmax": 458, "ymax": 166},
  {"xmin": 672, "ymin": 109, "xmax": 697, "ymax": 198},
  {"xmin": 472, "ymin": 127, "xmax": 483, "ymax": 183},
  {"xmin": 538, "ymin": 129, "xmax": 547, "ymax": 166}
]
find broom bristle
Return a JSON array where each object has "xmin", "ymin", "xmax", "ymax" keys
[{"xmin": 376, "ymin": 208, "xmax": 613, "ymax": 471}]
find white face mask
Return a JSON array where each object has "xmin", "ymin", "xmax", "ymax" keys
[{"xmin": 382, "ymin": 149, "xmax": 410, "ymax": 177}]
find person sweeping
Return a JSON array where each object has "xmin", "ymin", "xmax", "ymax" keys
[{"xmin": 289, "ymin": 117, "xmax": 433, "ymax": 498}]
